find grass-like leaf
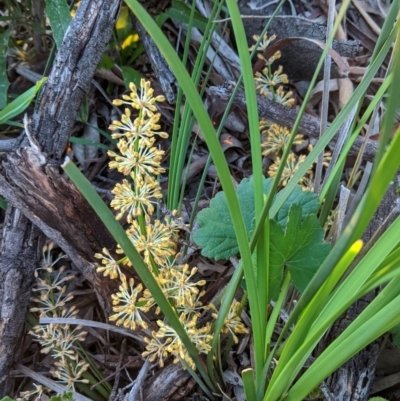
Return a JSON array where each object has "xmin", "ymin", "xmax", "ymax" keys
[
  {"xmin": 164, "ymin": 0, "xmax": 208, "ymax": 29},
  {"xmin": 0, "ymin": 29, "xmax": 10, "ymax": 109},
  {"xmin": 44, "ymin": 0, "xmax": 71, "ymax": 48},
  {"xmin": 0, "ymin": 77, "xmax": 47, "ymax": 124},
  {"xmin": 0, "ymin": 196, "xmax": 7, "ymax": 210}
]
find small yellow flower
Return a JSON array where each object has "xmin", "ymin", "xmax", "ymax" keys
[
  {"xmin": 30, "ymin": 324, "xmax": 86, "ymax": 358},
  {"xmin": 109, "ymin": 277, "xmax": 148, "ymax": 330},
  {"xmin": 142, "ymin": 333, "xmax": 171, "ymax": 367},
  {"xmin": 110, "ymin": 176, "xmax": 163, "ymax": 221},
  {"xmin": 109, "ymin": 109, "xmax": 168, "ymax": 145},
  {"xmin": 113, "ymin": 79, "xmax": 165, "ymax": 116},
  {"xmin": 151, "ymin": 317, "xmax": 212, "ymax": 370},
  {"xmin": 210, "ymin": 300, "xmax": 249, "ymax": 344},
  {"xmin": 257, "ymin": 50, "xmax": 282, "ymax": 66},
  {"xmin": 255, "ymin": 65, "xmax": 288, "ymax": 90},
  {"xmin": 162, "ymin": 264, "xmax": 206, "ymax": 308},
  {"xmin": 249, "ymin": 32, "xmax": 277, "ymax": 53},
  {"xmin": 52, "ymin": 359, "xmax": 89, "ymax": 389},
  {"xmin": 126, "ymin": 217, "xmax": 177, "ymax": 266},
  {"xmin": 275, "ymin": 86, "xmax": 295, "ymax": 107},
  {"xmin": 154, "ymin": 320, "xmax": 187, "ymax": 364},
  {"xmin": 108, "ymin": 137, "xmax": 166, "ymax": 177},
  {"xmin": 261, "ymin": 124, "xmax": 304, "ymax": 156},
  {"xmin": 94, "ymin": 248, "xmax": 123, "ymax": 280},
  {"xmin": 268, "ymin": 153, "xmax": 312, "ymax": 186},
  {"xmin": 18, "ymin": 383, "xmax": 45, "ymax": 401},
  {"xmin": 187, "ymin": 321, "xmax": 213, "ymax": 355}
]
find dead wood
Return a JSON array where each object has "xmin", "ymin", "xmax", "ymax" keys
[
  {"xmin": 236, "ymin": 7, "xmax": 363, "ymax": 80},
  {"xmin": 0, "ymin": 210, "xmax": 43, "ymax": 396},
  {"xmin": 207, "ymin": 84, "xmax": 377, "ymax": 162},
  {"xmin": 0, "ymin": 147, "xmax": 115, "ymax": 309},
  {"xmin": 322, "ymin": 293, "xmax": 380, "ymax": 401},
  {"xmin": 135, "ymin": 21, "xmax": 176, "ymax": 104},
  {"xmin": 0, "ymin": 0, "xmax": 121, "ymax": 396},
  {"xmin": 142, "ymin": 363, "xmax": 194, "ymax": 401},
  {"xmin": 30, "ymin": 0, "xmax": 120, "ymax": 163}
]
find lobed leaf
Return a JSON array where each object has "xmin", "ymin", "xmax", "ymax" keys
[
  {"xmin": 269, "ymin": 204, "xmax": 330, "ymax": 299},
  {"xmin": 193, "ymin": 176, "xmax": 321, "ymax": 262}
]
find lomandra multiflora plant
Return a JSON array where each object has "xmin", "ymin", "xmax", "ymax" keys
[
  {"xmin": 24, "ymin": 243, "xmax": 89, "ymax": 400},
  {"xmin": 252, "ymin": 33, "xmax": 331, "ymax": 190},
  {"xmin": 94, "ymin": 79, "xmax": 248, "ymax": 369}
]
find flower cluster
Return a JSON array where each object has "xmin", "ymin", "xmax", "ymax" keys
[
  {"xmin": 27, "ymin": 243, "xmax": 89, "ymax": 397},
  {"xmin": 210, "ymin": 300, "xmax": 248, "ymax": 344},
  {"xmin": 95, "ymin": 79, "xmax": 248, "ymax": 370},
  {"xmin": 252, "ymin": 34, "xmax": 330, "ymax": 189},
  {"xmin": 252, "ymin": 33, "xmax": 293, "ymax": 107},
  {"xmin": 17, "ymin": 384, "xmax": 45, "ymax": 401}
]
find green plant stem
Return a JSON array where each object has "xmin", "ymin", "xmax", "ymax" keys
[{"xmin": 77, "ymin": 343, "xmax": 112, "ymax": 394}]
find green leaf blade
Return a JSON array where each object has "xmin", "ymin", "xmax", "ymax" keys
[
  {"xmin": 0, "ymin": 77, "xmax": 47, "ymax": 124},
  {"xmin": 45, "ymin": 0, "xmax": 71, "ymax": 48},
  {"xmin": 164, "ymin": 0, "xmax": 208, "ymax": 29},
  {"xmin": 193, "ymin": 191, "xmax": 239, "ymax": 259},
  {"xmin": 0, "ymin": 29, "xmax": 10, "ymax": 109}
]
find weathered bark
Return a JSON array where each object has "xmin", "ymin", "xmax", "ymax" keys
[
  {"xmin": 30, "ymin": 0, "xmax": 121, "ymax": 163},
  {"xmin": 207, "ymin": 84, "xmax": 378, "ymax": 162},
  {"xmin": 0, "ymin": 210, "xmax": 43, "ymax": 396},
  {"xmin": 0, "ymin": 0, "xmax": 121, "ymax": 396},
  {"xmin": 236, "ymin": 4, "xmax": 363, "ymax": 81},
  {"xmin": 135, "ymin": 21, "xmax": 176, "ymax": 104},
  {"xmin": 0, "ymin": 147, "xmax": 115, "ymax": 308},
  {"xmin": 142, "ymin": 363, "xmax": 194, "ymax": 401}
]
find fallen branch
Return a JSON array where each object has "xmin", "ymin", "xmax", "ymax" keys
[{"xmin": 207, "ymin": 84, "xmax": 377, "ymax": 162}]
